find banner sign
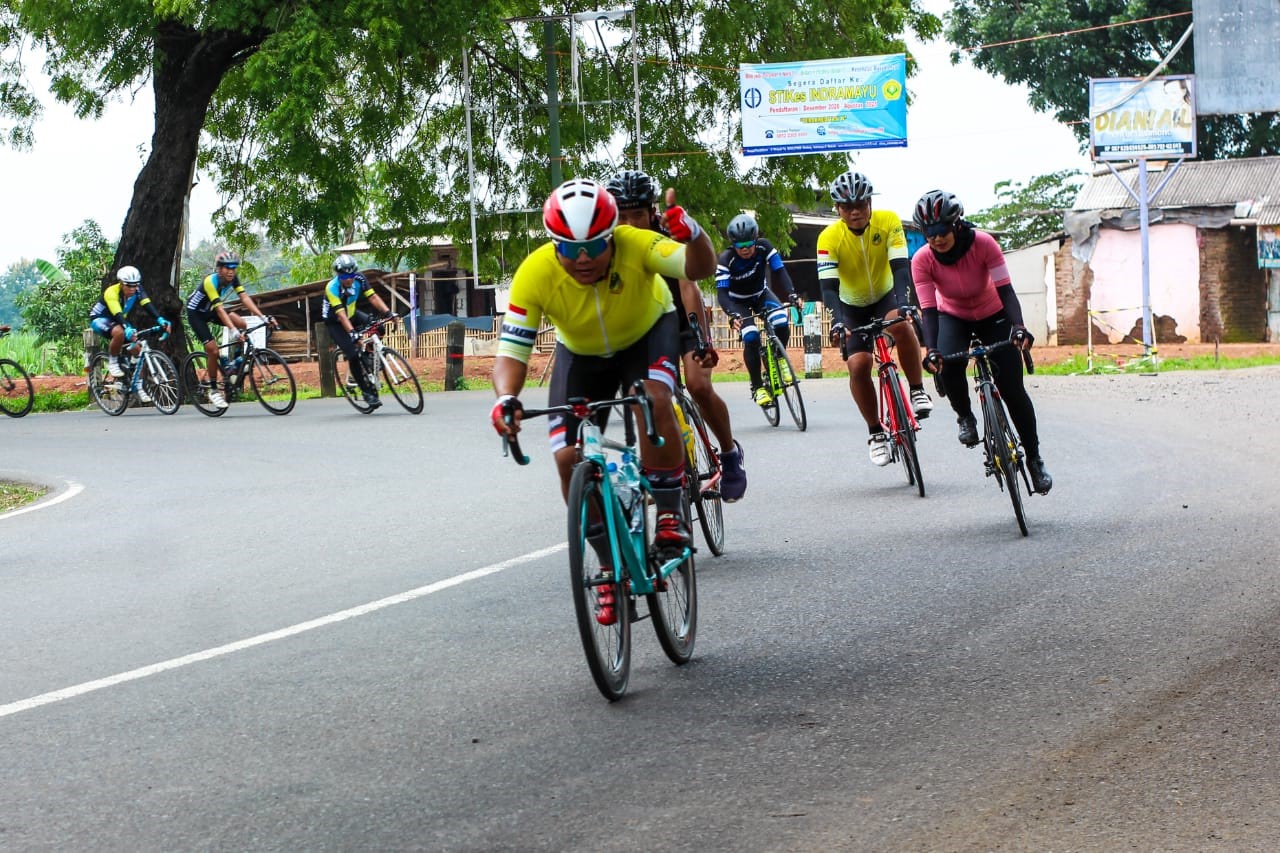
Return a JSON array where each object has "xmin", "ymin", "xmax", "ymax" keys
[
  {"xmin": 1089, "ymin": 75, "xmax": 1197, "ymax": 161},
  {"xmin": 1260, "ymin": 225, "xmax": 1280, "ymax": 269},
  {"xmin": 739, "ymin": 54, "xmax": 907, "ymax": 157}
]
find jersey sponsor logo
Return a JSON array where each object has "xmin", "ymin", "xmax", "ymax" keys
[
  {"xmin": 609, "ymin": 271, "xmax": 623, "ymax": 293},
  {"xmin": 872, "ymin": 233, "xmax": 882, "ymax": 245}
]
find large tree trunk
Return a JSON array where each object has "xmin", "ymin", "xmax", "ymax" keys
[{"xmin": 111, "ymin": 23, "xmax": 260, "ymax": 356}]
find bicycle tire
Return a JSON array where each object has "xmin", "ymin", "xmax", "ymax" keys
[
  {"xmin": 647, "ymin": 488, "xmax": 697, "ymax": 665},
  {"xmin": 775, "ymin": 343, "xmax": 807, "ymax": 431},
  {"xmin": 378, "ymin": 346, "xmax": 424, "ymax": 414},
  {"xmin": 180, "ymin": 352, "xmax": 225, "ymax": 417},
  {"xmin": 759, "ymin": 345, "xmax": 781, "ymax": 427},
  {"xmin": 0, "ymin": 358, "xmax": 34, "ymax": 417},
  {"xmin": 679, "ymin": 394, "xmax": 724, "ymax": 556},
  {"xmin": 142, "ymin": 351, "xmax": 182, "ymax": 414},
  {"xmin": 334, "ymin": 350, "xmax": 376, "ymax": 413},
  {"xmin": 885, "ymin": 367, "xmax": 925, "ymax": 496},
  {"xmin": 983, "ymin": 389, "xmax": 1028, "ymax": 536},
  {"xmin": 567, "ymin": 459, "xmax": 632, "ymax": 700},
  {"xmin": 246, "ymin": 348, "xmax": 297, "ymax": 415},
  {"xmin": 87, "ymin": 353, "xmax": 129, "ymax": 416}
]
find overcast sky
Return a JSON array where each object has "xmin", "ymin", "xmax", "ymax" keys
[{"xmin": 0, "ymin": 5, "xmax": 1092, "ymax": 271}]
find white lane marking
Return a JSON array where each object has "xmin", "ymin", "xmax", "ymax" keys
[
  {"xmin": 0, "ymin": 481, "xmax": 85, "ymax": 521},
  {"xmin": 0, "ymin": 542, "xmax": 567, "ymax": 719}
]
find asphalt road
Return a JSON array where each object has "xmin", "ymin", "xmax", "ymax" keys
[{"xmin": 3, "ymin": 369, "xmax": 1279, "ymax": 851}]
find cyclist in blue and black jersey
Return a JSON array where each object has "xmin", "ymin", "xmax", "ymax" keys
[
  {"xmin": 605, "ymin": 169, "xmax": 747, "ymax": 503},
  {"xmin": 88, "ymin": 265, "xmax": 170, "ymax": 382},
  {"xmin": 324, "ymin": 253, "xmax": 395, "ymax": 411},
  {"xmin": 186, "ymin": 251, "xmax": 277, "ymax": 410},
  {"xmin": 715, "ymin": 213, "xmax": 802, "ymax": 408}
]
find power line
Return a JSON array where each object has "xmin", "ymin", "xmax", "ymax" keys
[{"xmin": 951, "ymin": 10, "xmax": 1192, "ymax": 54}]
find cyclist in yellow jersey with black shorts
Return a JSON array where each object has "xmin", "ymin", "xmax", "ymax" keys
[
  {"xmin": 491, "ymin": 178, "xmax": 717, "ymax": 556},
  {"xmin": 818, "ymin": 170, "xmax": 933, "ymax": 468}
]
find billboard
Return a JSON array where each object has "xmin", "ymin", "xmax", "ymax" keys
[
  {"xmin": 1192, "ymin": 0, "xmax": 1280, "ymax": 115},
  {"xmin": 1089, "ymin": 75, "xmax": 1197, "ymax": 161},
  {"xmin": 739, "ymin": 54, "xmax": 907, "ymax": 157}
]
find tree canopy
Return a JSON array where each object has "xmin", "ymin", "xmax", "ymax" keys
[
  {"xmin": 971, "ymin": 169, "xmax": 1083, "ymax": 250},
  {"xmin": 2, "ymin": 0, "xmax": 942, "ymax": 310},
  {"xmin": 946, "ymin": 0, "xmax": 1280, "ymax": 161}
]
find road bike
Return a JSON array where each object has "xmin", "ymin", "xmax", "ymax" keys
[
  {"xmin": 501, "ymin": 382, "xmax": 696, "ymax": 701},
  {"xmin": 0, "ymin": 327, "xmax": 34, "ymax": 418},
  {"xmin": 333, "ymin": 315, "xmax": 423, "ymax": 414},
  {"xmin": 741, "ymin": 304, "xmax": 806, "ymax": 430},
  {"xmin": 87, "ymin": 325, "xmax": 182, "ymax": 416},
  {"xmin": 677, "ymin": 312, "xmax": 724, "ymax": 556},
  {"xmin": 842, "ymin": 314, "xmax": 925, "ymax": 497},
  {"xmin": 180, "ymin": 317, "xmax": 297, "ymax": 416},
  {"xmin": 940, "ymin": 336, "xmax": 1036, "ymax": 536}
]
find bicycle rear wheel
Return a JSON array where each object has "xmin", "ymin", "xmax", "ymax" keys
[
  {"xmin": 567, "ymin": 460, "xmax": 631, "ymax": 700},
  {"xmin": 647, "ymin": 489, "xmax": 697, "ymax": 665},
  {"xmin": 378, "ymin": 347, "xmax": 423, "ymax": 414},
  {"xmin": 247, "ymin": 348, "xmax": 297, "ymax": 415},
  {"xmin": 774, "ymin": 343, "xmax": 807, "ymax": 431},
  {"xmin": 983, "ymin": 391, "xmax": 1028, "ymax": 536},
  {"xmin": 180, "ymin": 352, "xmax": 225, "ymax": 417},
  {"xmin": 885, "ymin": 368, "xmax": 924, "ymax": 497},
  {"xmin": 334, "ymin": 350, "xmax": 376, "ymax": 413},
  {"xmin": 142, "ymin": 351, "xmax": 182, "ymax": 414},
  {"xmin": 87, "ymin": 353, "xmax": 128, "ymax": 416},
  {"xmin": 0, "ymin": 358, "xmax": 34, "ymax": 417},
  {"xmin": 679, "ymin": 395, "xmax": 724, "ymax": 556}
]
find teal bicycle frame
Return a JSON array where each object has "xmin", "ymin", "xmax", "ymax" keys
[{"xmin": 501, "ymin": 380, "xmax": 698, "ymax": 700}]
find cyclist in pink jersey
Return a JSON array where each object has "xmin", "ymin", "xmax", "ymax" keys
[{"xmin": 911, "ymin": 190, "xmax": 1052, "ymax": 495}]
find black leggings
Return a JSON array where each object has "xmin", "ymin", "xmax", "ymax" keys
[
  {"xmin": 936, "ymin": 311, "xmax": 1042, "ymax": 456},
  {"xmin": 326, "ymin": 312, "xmax": 375, "ymax": 389}
]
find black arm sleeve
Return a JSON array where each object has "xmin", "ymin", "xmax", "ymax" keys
[
  {"xmin": 821, "ymin": 283, "xmax": 843, "ymax": 321},
  {"xmin": 770, "ymin": 264, "xmax": 796, "ymax": 300},
  {"xmin": 996, "ymin": 283, "xmax": 1025, "ymax": 327},
  {"xmin": 716, "ymin": 288, "xmax": 738, "ymax": 317},
  {"xmin": 921, "ymin": 307, "xmax": 940, "ymax": 351},
  {"xmin": 890, "ymin": 257, "xmax": 913, "ymax": 308}
]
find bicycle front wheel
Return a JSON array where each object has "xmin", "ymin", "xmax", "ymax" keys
[
  {"xmin": 885, "ymin": 368, "xmax": 924, "ymax": 496},
  {"xmin": 140, "ymin": 351, "xmax": 182, "ymax": 414},
  {"xmin": 680, "ymin": 395, "xmax": 724, "ymax": 556},
  {"xmin": 567, "ymin": 460, "xmax": 631, "ymax": 700},
  {"xmin": 647, "ymin": 491, "xmax": 697, "ymax": 665},
  {"xmin": 378, "ymin": 347, "xmax": 423, "ymax": 414},
  {"xmin": 247, "ymin": 348, "xmax": 297, "ymax": 415},
  {"xmin": 759, "ymin": 350, "xmax": 781, "ymax": 427},
  {"xmin": 88, "ymin": 353, "xmax": 128, "ymax": 416},
  {"xmin": 775, "ymin": 343, "xmax": 807, "ymax": 431},
  {"xmin": 180, "ymin": 352, "xmax": 225, "ymax": 417},
  {"xmin": 983, "ymin": 390, "xmax": 1028, "ymax": 536},
  {"xmin": 334, "ymin": 350, "xmax": 376, "ymax": 413},
  {"xmin": 0, "ymin": 358, "xmax": 34, "ymax": 417}
]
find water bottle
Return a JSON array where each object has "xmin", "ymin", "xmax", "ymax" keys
[
  {"xmin": 230, "ymin": 355, "xmax": 244, "ymax": 373},
  {"xmin": 618, "ymin": 450, "xmax": 645, "ymax": 533},
  {"xmin": 673, "ymin": 403, "xmax": 695, "ymax": 461},
  {"xmin": 219, "ymin": 356, "xmax": 232, "ymax": 373}
]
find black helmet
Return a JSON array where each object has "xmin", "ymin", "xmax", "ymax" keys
[
  {"xmin": 333, "ymin": 253, "xmax": 359, "ymax": 275},
  {"xmin": 726, "ymin": 213, "xmax": 759, "ymax": 244},
  {"xmin": 830, "ymin": 171, "xmax": 874, "ymax": 204},
  {"xmin": 604, "ymin": 169, "xmax": 659, "ymax": 210},
  {"xmin": 912, "ymin": 189, "xmax": 965, "ymax": 229}
]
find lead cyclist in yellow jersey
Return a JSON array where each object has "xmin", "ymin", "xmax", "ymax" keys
[
  {"xmin": 817, "ymin": 170, "xmax": 932, "ymax": 468},
  {"xmin": 491, "ymin": 178, "xmax": 716, "ymax": 555}
]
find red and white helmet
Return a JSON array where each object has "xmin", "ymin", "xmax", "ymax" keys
[{"xmin": 543, "ymin": 179, "xmax": 618, "ymax": 242}]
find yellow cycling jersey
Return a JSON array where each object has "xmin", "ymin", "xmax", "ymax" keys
[
  {"xmin": 498, "ymin": 225, "xmax": 685, "ymax": 360},
  {"xmin": 816, "ymin": 210, "xmax": 908, "ymax": 307}
]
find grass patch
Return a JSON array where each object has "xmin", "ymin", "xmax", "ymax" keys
[
  {"xmin": 0, "ymin": 480, "xmax": 48, "ymax": 513},
  {"xmin": 1034, "ymin": 352, "xmax": 1280, "ymax": 376}
]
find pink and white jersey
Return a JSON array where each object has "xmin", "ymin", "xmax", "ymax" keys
[{"xmin": 910, "ymin": 230, "xmax": 1010, "ymax": 321}]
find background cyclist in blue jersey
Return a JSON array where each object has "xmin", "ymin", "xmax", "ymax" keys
[{"xmin": 715, "ymin": 213, "xmax": 802, "ymax": 409}]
